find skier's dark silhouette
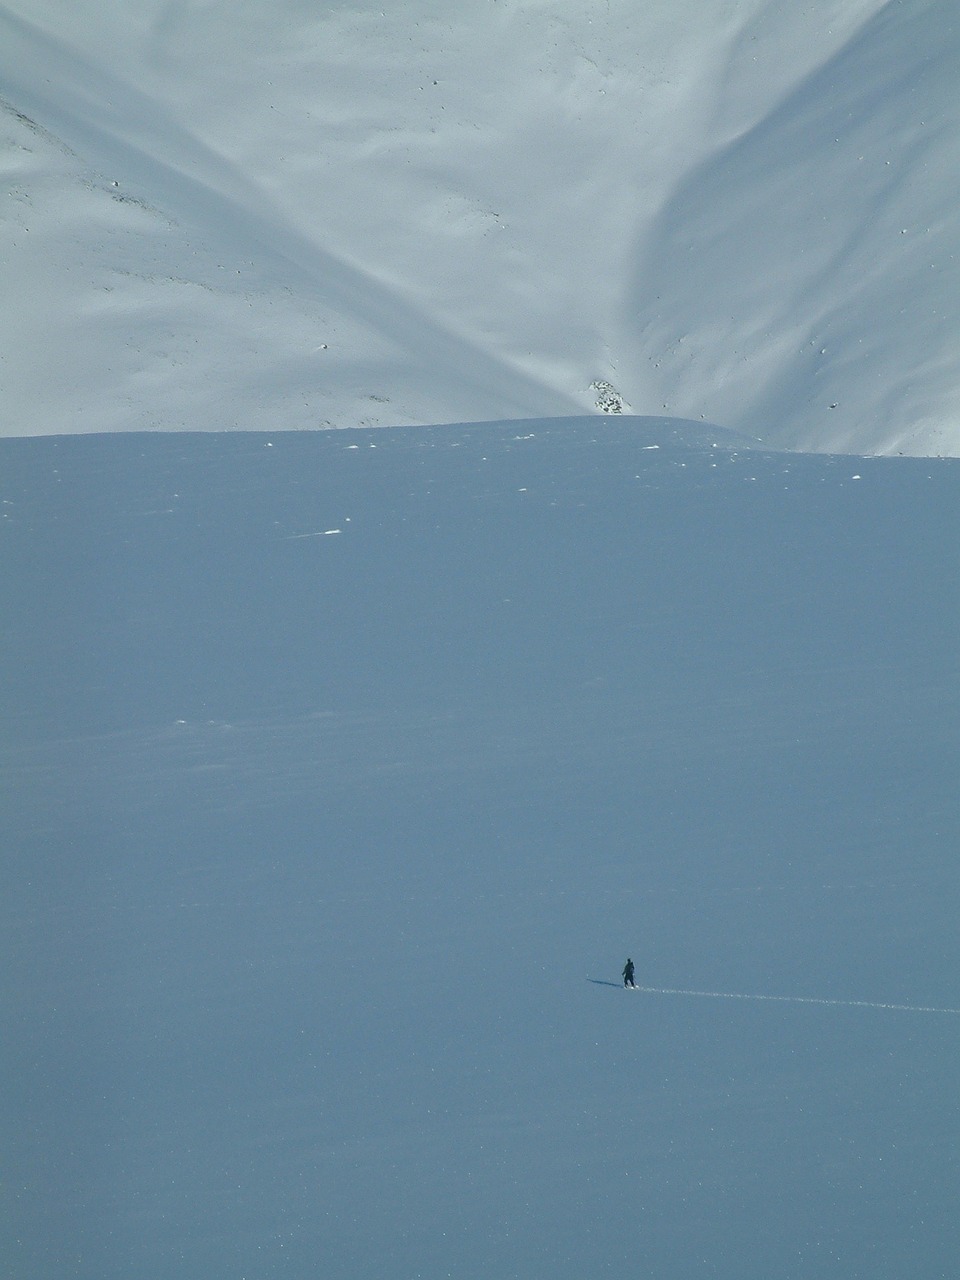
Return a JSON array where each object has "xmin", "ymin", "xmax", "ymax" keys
[{"xmin": 622, "ymin": 958, "xmax": 636, "ymax": 988}]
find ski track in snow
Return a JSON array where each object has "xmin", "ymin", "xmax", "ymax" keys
[{"xmin": 634, "ymin": 985, "xmax": 960, "ymax": 1016}]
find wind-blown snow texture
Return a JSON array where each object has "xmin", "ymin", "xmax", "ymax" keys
[
  {"xmin": 3, "ymin": 420, "xmax": 960, "ymax": 1278},
  {"xmin": 1, "ymin": 0, "xmax": 960, "ymax": 453}
]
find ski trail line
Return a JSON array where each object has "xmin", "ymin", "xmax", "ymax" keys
[{"xmin": 636, "ymin": 986, "xmax": 960, "ymax": 1016}]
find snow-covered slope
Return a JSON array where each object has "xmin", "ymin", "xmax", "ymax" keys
[
  {"xmin": 4, "ymin": 421, "xmax": 960, "ymax": 1277},
  {"xmin": 2, "ymin": 0, "xmax": 959, "ymax": 452}
]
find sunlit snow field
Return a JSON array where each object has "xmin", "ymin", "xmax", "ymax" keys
[
  {"xmin": 2, "ymin": 0, "xmax": 960, "ymax": 453},
  {"xmin": 4, "ymin": 420, "xmax": 959, "ymax": 1277}
]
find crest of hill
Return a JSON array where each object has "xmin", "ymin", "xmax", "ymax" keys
[{"xmin": 420, "ymin": 415, "xmax": 763, "ymax": 452}]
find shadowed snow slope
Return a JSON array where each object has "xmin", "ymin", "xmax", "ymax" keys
[
  {"xmin": 3, "ymin": 421, "xmax": 960, "ymax": 1277},
  {"xmin": 1, "ymin": 0, "xmax": 959, "ymax": 452}
]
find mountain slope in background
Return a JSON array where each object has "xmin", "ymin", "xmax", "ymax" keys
[{"xmin": 2, "ymin": 0, "xmax": 959, "ymax": 452}]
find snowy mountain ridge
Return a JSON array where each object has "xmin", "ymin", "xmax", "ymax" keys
[{"xmin": 2, "ymin": 0, "xmax": 959, "ymax": 453}]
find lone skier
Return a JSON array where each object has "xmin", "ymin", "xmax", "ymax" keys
[{"xmin": 622, "ymin": 957, "xmax": 636, "ymax": 988}]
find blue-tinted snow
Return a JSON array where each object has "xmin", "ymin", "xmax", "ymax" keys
[{"xmin": 3, "ymin": 418, "xmax": 959, "ymax": 1278}]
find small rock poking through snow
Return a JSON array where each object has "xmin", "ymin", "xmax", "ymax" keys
[{"xmin": 591, "ymin": 381, "xmax": 627, "ymax": 414}]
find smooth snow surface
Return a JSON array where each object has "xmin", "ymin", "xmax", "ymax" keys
[
  {"xmin": 2, "ymin": 0, "xmax": 960, "ymax": 452},
  {"xmin": 4, "ymin": 420, "xmax": 960, "ymax": 1278}
]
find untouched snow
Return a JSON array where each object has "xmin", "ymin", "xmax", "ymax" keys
[
  {"xmin": 4, "ymin": 419, "xmax": 960, "ymax": 1277},
  {"xmin": 2, "ymin": 0, "xmax": 960, "ymax": 453}
]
